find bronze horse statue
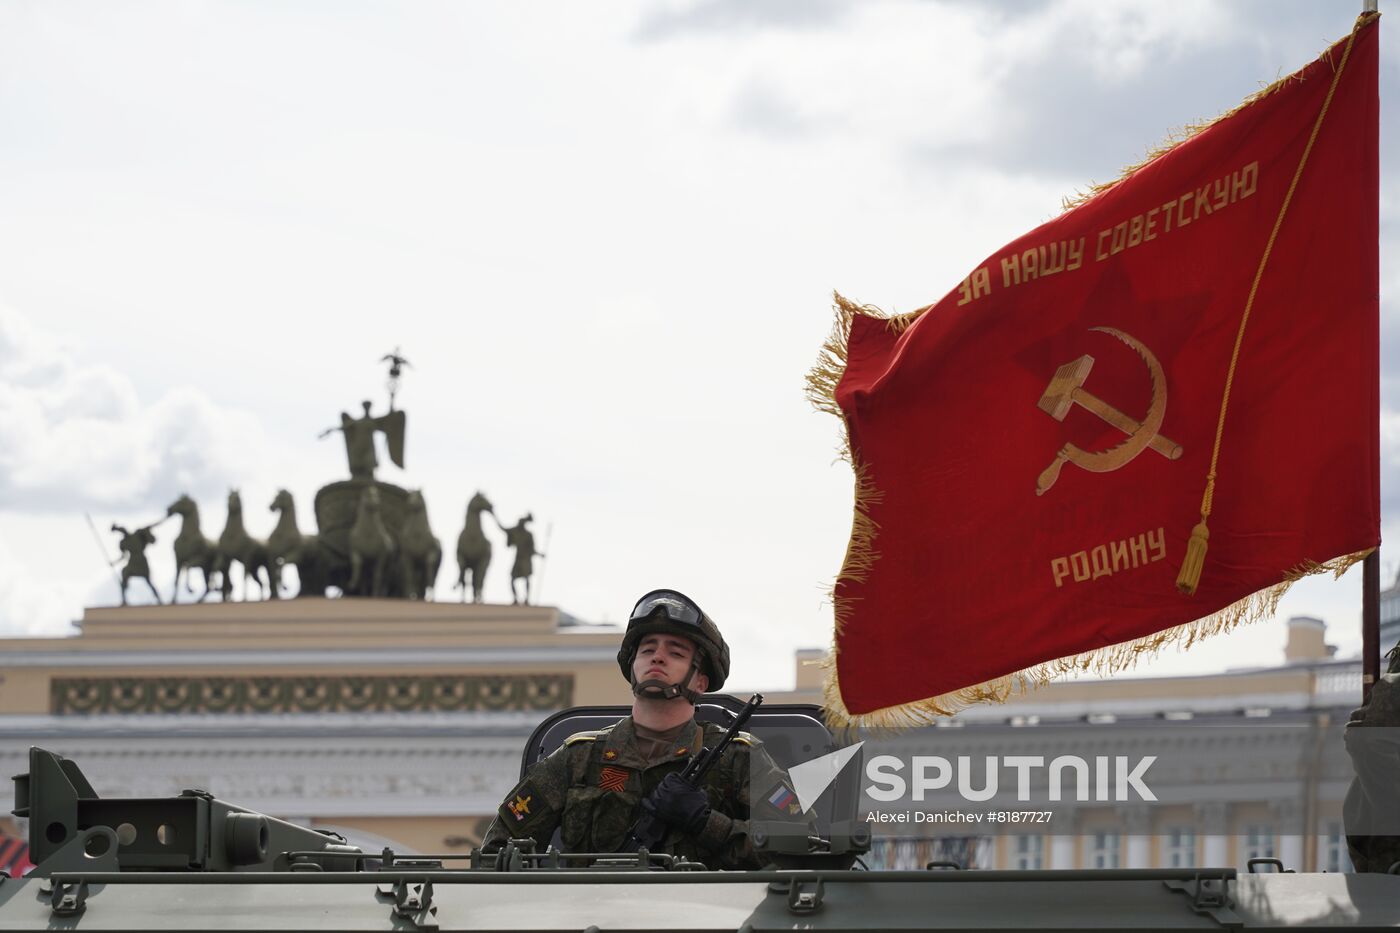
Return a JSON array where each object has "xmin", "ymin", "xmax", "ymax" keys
[
  {"xmin": 217, "ymin": 490, "xmax": 275, "ymax": 600},
  {"xmin": 348, "ymin": 486, "xmax": 395, "ymax": 597},
  {"xmin": 268, "ymin": 489, "xmax": 328, "ymax": 598},
  {"xmin": 166, "ymin": 494, "xmax": 220, "ymax": 602},
  {"xmin": 399, "ymin": 490, "xmax": 442, "ymax": 600},
  {"xmin": 455, "ymin": 491, "xmax": 493, "ymax": 603}
]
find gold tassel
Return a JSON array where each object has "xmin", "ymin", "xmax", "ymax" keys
[{"xmin": 1176, "ymin": 522, "xmax": 1210, "ymax": 595}]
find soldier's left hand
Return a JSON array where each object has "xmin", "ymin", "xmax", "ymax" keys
[{"xmin": 642, "ymin": 773, "xmax": 711, "ymax": 834}]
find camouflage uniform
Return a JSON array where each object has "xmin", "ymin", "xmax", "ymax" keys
[
  {"xmin": 1345, "ymin": 640, "xmax": 1400, "ymax": 873},
  {"xmin": 481, "ymin": 716, "xmax": 804, "ymax": 870}
]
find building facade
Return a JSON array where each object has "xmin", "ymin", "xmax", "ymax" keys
[
  {"xmin": 0, "ymin": 599, "xmax": 628, "ymax": 856},
  {"xmin": 771, "ymin": 617, "xmax": 1366, "ymax": 874},
  {"xmin": 0, "ymin": 601, "xmax": 1376, "ymax": 874},
  {"xmin": 1381, "ymin": 566, "xmax": 1400, "ymax": 662}
]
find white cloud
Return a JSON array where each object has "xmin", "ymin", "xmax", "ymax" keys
[
  {"xmin": 0, "ymin": 304, "xmax": 283, "ymax": 634},
  {"xmin": 1014, "ymin": 0, "xmax": 1234, "ymax": 80},
  {"xmin": 0, "ymin": 304, "xmax": 270, "ymax": 513},
  {"xmin": 1383, "ymin": 409, "xmax": 1400, "ymax": 464},
  {"xmin": 0, "ymin": 531, "xmax": 92, "ymax": 637}
]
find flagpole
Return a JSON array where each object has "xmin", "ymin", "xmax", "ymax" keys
[
  {"xmin": 1359, "ymin": 0, "xmax": 1380, "ymax": 705},
  {"xmin": 1363, "ymin": 553, "xmax": 1379, "ymax": 703}
]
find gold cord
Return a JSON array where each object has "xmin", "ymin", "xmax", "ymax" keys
[{"xmin": 1176, "ymin": 13, "xmax": 1373, "ymax": 595}]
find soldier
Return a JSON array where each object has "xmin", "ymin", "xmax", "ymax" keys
[
  {"xmin": 481, "ymin": 589, "xmax": 805, "ymax": 869},
  {"xmin": 111, "ymin": 522, "xmax": 162, "ymax": 606},
  {"xmin": 501, "ymin": 513, "xmax": 543, "ymax": 605}
]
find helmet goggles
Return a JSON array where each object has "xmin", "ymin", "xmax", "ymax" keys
[{"xmin": 629, "ymin": 591, "xmax": 705, "ymax": 629}]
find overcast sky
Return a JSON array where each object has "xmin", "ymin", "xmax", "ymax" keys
[{"xmin": 0, "ymin": 0, "xmax": 1394, "ymax": 693}]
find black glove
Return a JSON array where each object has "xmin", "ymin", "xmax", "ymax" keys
[{"xmin": 641, "ymin": 772, "xmax": 711, "ymax": 835}]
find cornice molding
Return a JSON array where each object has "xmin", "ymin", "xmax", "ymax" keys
[
  {"xmin": 8, "ymin": 646, "xmax": 616, "ymax": 667},
  {"xmin": 50, "ymin": 673, "xmax": 573, "ymax": 715}
]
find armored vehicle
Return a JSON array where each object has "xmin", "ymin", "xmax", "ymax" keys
[{"xmin": 2, "ymin": 697, "xmax": 1397, "ymax": 931}]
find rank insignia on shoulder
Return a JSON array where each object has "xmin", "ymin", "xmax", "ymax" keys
[
  {"xmin": 765, "ymin": 782, "xmax": 801, "ymax": 815},
  {"xmin": 508, "ymin": 794, "xmax": 532, "ymax": 821},
  {"xmin": 603, "ymin": 749, "xmax": 618, "ymax": 760},
  {"xmin": 599, "ymin": 765, "xmax": 629, "ymax": 793}
]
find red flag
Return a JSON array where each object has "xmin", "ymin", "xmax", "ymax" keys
[{"xmin": 811, "ymin": 16, "xmax": 1380, "ymax": 725}]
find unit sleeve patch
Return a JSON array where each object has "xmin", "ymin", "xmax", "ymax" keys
[{"xmin": 507, "ymin": 793, "xmax": 533, "ymax": 821}]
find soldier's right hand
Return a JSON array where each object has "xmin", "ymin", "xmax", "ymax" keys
[{"xmin": 641, "ymin": 773, "xmax": 711, "ymax": 834}]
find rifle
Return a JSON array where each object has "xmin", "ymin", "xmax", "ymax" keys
[{"xmin": 624, "ymin": 693, "xmax": 763, "ymax": 853}]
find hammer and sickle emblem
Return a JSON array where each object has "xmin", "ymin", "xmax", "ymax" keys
[{"xmin": 1035, "ymin": 326, "xmax": 1183, "ymax": 496}]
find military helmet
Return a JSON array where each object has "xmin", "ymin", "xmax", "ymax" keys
[{"xmin": 617, "ymin": 589, "xmax": 730, "ymax": 693}]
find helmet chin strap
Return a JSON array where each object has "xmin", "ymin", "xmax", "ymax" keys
[{"xmin": 631, "ymin": 657, "xmax": 704, "ymax": 704}]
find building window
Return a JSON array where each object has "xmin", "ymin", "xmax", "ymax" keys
[
  {"xmin": 1163, "ymin": 827, "xmax": 1196, "ymax": 868},
  {"xmin": 1320, "ymin": 822, "xmax": 1353, "ymax": 873},
  {"xmin": 867, "ymin": 837, "xmax": 898, "ymax": 870},
  {"xmin": 1090, "ymin": 832, "xmax": 1120, "ymax": 869},
  {"xmin": 1242, "ymin": 824, "xmax": 1275, "ymax": 862},
  {"xmin": 1013, "ymin": 834, "xmax": 1043, "ymax": 870},
  {"xmin": 866, "ymin": 836, "xmax": 991, "ymax": 870}
]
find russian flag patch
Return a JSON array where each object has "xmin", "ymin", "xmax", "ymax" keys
[{"xmin": 766, "ymin": 782, "xmax": 797, "ymax": 813}]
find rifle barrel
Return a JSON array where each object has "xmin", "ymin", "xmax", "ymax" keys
[{"xmin": 692, "ymin": 693, "xmax": 764, "ymax": 779}]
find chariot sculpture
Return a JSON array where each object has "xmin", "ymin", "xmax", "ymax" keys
[{"xmin": 133, "ymin": 351, "xmax": 544, "ymax": 605}]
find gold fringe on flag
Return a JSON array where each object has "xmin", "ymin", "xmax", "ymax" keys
[
  {"xmin": 813, "ymin": 543, "xmax": 1372, "ymax": 731},
  {"xmin": 803, "ymin": 293, "xmax": 913, "ymax": 641},
  {"xmin": 803, "ymin": 292, "xmax": 923, "ymax": 460}
]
